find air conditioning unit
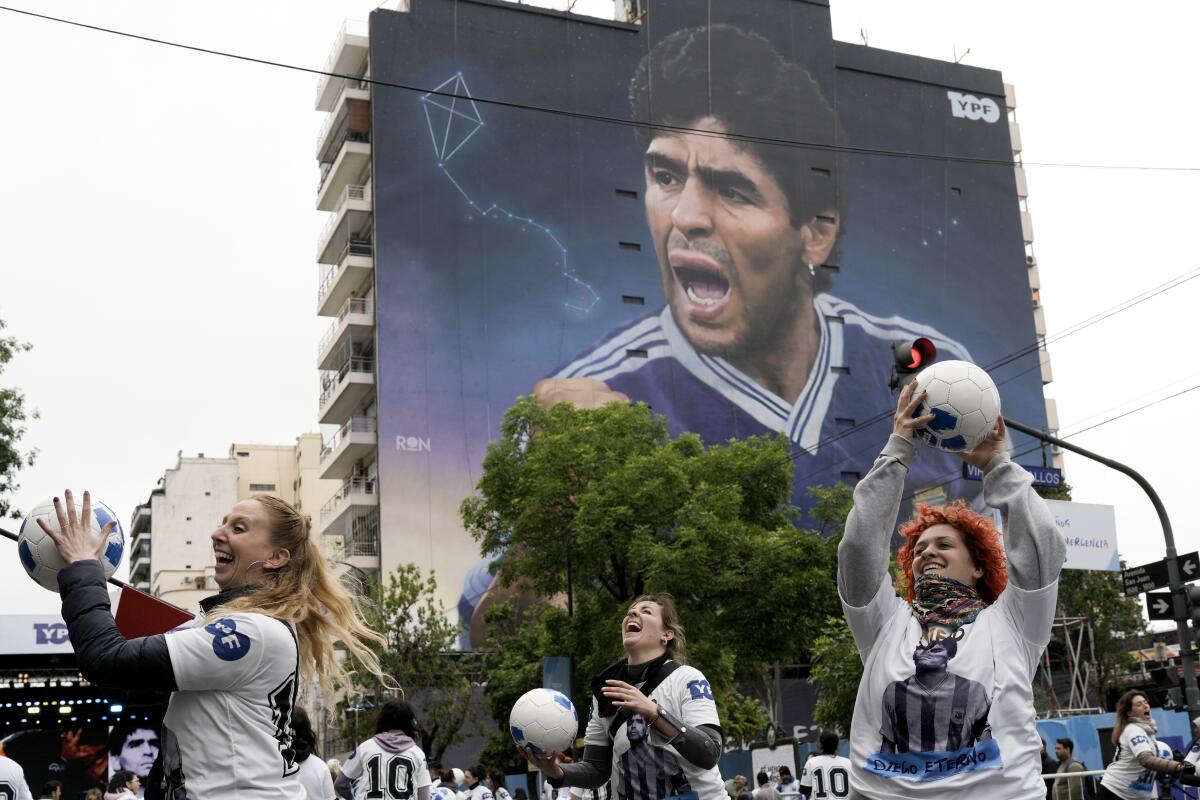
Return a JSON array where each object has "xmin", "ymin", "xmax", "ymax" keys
[{"xmin": 193, "ymin": 575, "xmax": 207, "ymax": 589}]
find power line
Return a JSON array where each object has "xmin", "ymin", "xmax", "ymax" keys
[
  {"xmin": 2, "ymin": 4, "xmax": 1200, "ymax": 174},
  {"xmin": 784, "ymin": 262, "xmax": 1200, "ymax": 480},
  {"xmin": 900, "ymin": 379, "xmax": 1200, "ymax": 503}
]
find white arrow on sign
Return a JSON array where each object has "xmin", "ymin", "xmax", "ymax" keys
[
  {"xmin": 1152, "ymin": 597, "xmax": 1171, "ymax": 615},
  {"xmin": 1183, "ymin": 559, "xmax": 1197, "ymax": 577}
]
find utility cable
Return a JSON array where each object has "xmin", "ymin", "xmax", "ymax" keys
[{"xmin": 1, "ymin": 4, "xmax": 1200, "ymax": 173}]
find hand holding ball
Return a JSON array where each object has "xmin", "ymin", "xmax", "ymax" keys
[
  {"xmin": 18, "ymin": 490, "xmax": 124, "ymax": 592},
  {"xmin": 909, "ymin": 360, "xmax": 1001, "ymax": 453},
  {"xmin": 510, "ymin": 688, "xmax": 578, "ymax": 757}
]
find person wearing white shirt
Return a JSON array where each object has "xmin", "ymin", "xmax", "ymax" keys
[
  {"xmin": 775, "ymin": 766, "xmax": 799, "ymax": 796},
  {"xmin": 524, "ymin": 595, "xmax": 725, "ymax": 800},
  {"xmin": 45, "ymin": 490, "xmax": 390, "ymax": 800},
  {"xmin": 337, "ymin": 701, "xmax": 433, "ymax": 800},
  {"xmin": 291, "ymin": 707, "xmax": 336, "ymax": 800},
  {"xmin": 0, "ymin": 754, "xmax": 34, "ymax": 800},
  {"xmin": 1097, "ymin": 691, "xmax": 1193, "ymax": 800},
  {"xmin": 799, "ymin": 733, "xmax": 851, "ymax": 799},
  {"xmin": 463, "ymin": 767, "xmax": 494, "ymax": 800},
  {"xmin": 839, "ymin": 389, "xmax": 1067, "ymax": 800}
]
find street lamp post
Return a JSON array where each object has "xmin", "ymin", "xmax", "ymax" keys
[{"xmin": 1005, "ymin": 417, "xmax": 1200, "ymax": 713}]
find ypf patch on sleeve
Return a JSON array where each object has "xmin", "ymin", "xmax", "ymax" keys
[{"xmin": 205, "ymin": 617, "xmax": 252, "ymax": 661}]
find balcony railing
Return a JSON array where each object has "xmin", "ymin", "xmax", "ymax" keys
[
  {"xmin": 317, "ymin": 297, "xmax": 373, "ymax": 357},
  {"xmin": 321, "ymin": 416, "xmax": 378, "ymax": 463},
  {"xmin": 314, "ymin": 20, "xmax": 368, "ymax": 106},
  {"xmin": 319, "ymin": 356, "xmax": 375, "ymax": 410},
  {"xmin": 319, "ymin": 184, "xmax": 368, "ymax": 243},
  {"xmin": 318, "ymin": 126, "xmax": 371, "ymax": 190},
  {"xmin": 319, "ymin": 477, "xmax": 377, "ymax": 522},
  {"xmin": 318, "ymin": 233, "xmax": 373, "ymax": 268},
  {"xmin": 316, "ymin": 81, "xmax": 370, "ymax": 148}
]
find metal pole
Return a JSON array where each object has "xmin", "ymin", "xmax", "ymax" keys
[{"xmin": 1005, "ymin": 417, "xmax": 1199, "ymax": 713}]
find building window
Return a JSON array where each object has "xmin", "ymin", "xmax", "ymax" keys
[
  {"xmin": 236, "ymin": 451, "xmax": 250, "ymax": 457},
  {"xmin": 249, "ymin": 483, "xmax": 276, "ymax": 492}
]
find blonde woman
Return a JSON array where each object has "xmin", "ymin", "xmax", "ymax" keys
[{"xmin": 40, "ymin": 490, "xmax": 387, "ymax": 800}]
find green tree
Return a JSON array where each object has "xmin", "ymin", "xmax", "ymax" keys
[
  {"xmin": 461, "ymin": 397, "xmax": 842, "ymax": 758},
  {"xmin": 0, "ymin": 320, "xmax": 36, "ymax": 519},
  {"xmin": 809, "ymin": 616, "xmax": 861, "ymax": 736},
  {"xmin": 340, "ymin": 565, "xmax": 478, "ymax": 761},
  {"xmin": 1035, "ymin": 481, "xmax": 1146, "ymax": 709}
]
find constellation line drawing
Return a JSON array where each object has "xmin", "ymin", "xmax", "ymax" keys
[{"xmin": 420, "ymin": 73, "xmax": 600, "ymax": 314}]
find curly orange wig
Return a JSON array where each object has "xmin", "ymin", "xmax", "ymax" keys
[{"xmin": 895, "ymin": 501, "xmax": 1008, "ymax": 604}]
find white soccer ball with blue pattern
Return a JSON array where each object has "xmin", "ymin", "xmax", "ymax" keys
[
  {"xmin": 17, "ymin": 497, "xmax": 125, "ymax": 592},
  {"xmin": 912, "ymin": 360, "xmax": 1001, "ymax": 453},
  {"xmin": 509, "ymin": 688, "xmax": 578, "ymax": 755}
]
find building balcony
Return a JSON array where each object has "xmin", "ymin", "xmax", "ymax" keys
[
  {"xmin": 315, "ymin": 20, "xmax": 369, "ymax": 112},
  {"xmin": 130, "ymin": 504, "xmax": 151, "ymax": 536},
  {"xmin": 316, "ymin": 82, "xmax": 371, "ymax": 160},
  {"xmin": 317, "ymin": 185, "xmax": 372, "ymax": 263},
  {"xmin": 320, "ymin": 416, "xmax": 378, "ymax": 480},
  {"xmin": 317, "ymin": 136, "xmax": 370, "ymax": 212},
  {"xmin": 317, "ymin": 297, "xmax": 374, "ymax": 371},
  {"xmin": 130, "ymin": 537, "xmax": 151, "ymax": 566},
  {"xmin": 317, "ymin": 478, "xmax": 379, "ymax": 538},
  {"xmin": 319, "ymin": 356, "xmax": 375, "ymax": 425},
  {"xmin": 317, "ymin": 245, "xmax": 373, "ymax": 317},
  {"xmin": 129, "ymin": 556, "xmax": 151, "ymax": 590}
]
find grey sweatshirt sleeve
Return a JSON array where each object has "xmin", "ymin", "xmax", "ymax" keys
[
  {"xmin": 838, "ymin": 434, "xmax": 914, "ymax": 607},
  {"xmin": 982, "ymin": 454, "xmax": 1065, "ymax": 590}
]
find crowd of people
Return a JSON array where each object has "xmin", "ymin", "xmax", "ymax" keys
[{"xmin": 0, "ymin": 397, "xmax": 1194, "ymax": 800}]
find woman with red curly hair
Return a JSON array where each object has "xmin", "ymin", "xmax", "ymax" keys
[{"xmin": 837, "ymin": 380, "xmax": 1065, "ymax": 800}]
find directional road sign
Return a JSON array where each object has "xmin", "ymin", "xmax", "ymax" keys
[
  {"xmin": 1146, "ymin": 591, "xmax": 1174, "ymax": 621},
  {"xmin": 1179, "ymin": 551, "xmax": 1200, "ymax": 581},
  {"xmin": 1124, "ymin": 559, "xmax": 1172, "ymax": 597},
  {"xmin": 1121, "ymin": 552, "xmax": 1199, "ymax": 598}
]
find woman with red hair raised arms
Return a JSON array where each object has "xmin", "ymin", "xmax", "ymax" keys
[{"xmin": 837, "ymin": 380, "xmax": 1066, "ymax": 800}]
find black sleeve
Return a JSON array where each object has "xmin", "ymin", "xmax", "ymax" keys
[
  {"xmin": 334, "ymin": 770, "xmax": 354, "ymax": 799},
  {"xmin": 548, "ymin": 744, "xmax": 613, "ymax": 789},
  {"xmin": 58, "ymin": 560, "xmax": 178, "ymax": 691}
]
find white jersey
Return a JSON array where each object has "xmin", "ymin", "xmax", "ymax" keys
[
  {"xmin": 162, "ymin": 612, "xmax": 303, "ymax": 799},
  {"xmin": 297, "ymin": 753, "xmax": 335, "ymax": 800},
  {"xmin": 1185, "ymin": 737, "xmax": 1200, "ymax": 769},
  {"xmin": 466, "ymin": 785, "xmax": 494, "ymax": 800},
  {"xmin": 341, "ymin": 738, "xmax": 432, "ymax": 800},
  {"xmin": 800, "ymin": 755, "xmax": 852, "ymax": 799},
  {"xmin": 0, "ymin": 755, "xmax": 34, "ymax": 800},
  {"xmin": 1101, "ymin": 722, "xmax": 1161, "ymax": 800},
  {"xmin": 583, "ymin": 663, "xmax": 723, "ymax": 800},
  {"xmin": 842, "ymin": 574, "xmax": 1059, "ymax": 800}
]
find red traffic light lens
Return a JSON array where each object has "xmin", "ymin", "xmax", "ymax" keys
[{"xmin": 907, "ymin": 338, "xmax": 936, "ymax": 369}]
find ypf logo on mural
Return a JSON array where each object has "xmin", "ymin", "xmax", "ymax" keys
[
  {"xmin": 946, "ymin": 91, "xmax": 1000, "ymax": 123},
  {"xmin": 33, "ymin": 622, "xmax": 69, "ymax": 645},
  {"xmin": 396, "ymin": 435, "xmax": 432, "ymax": 453}
]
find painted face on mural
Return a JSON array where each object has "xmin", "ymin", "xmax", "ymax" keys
[{"xmin": 643, "ymin": 117, "xmax": 834, "ymax": 360}]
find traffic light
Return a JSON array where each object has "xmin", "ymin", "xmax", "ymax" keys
[
  {"xmin": 1188, "ymin": 584, "xmax": 1200, "ymax": 629},
  {"xmin": 889, "ymin": 338, "xmax": 937, "ymax": 389}
]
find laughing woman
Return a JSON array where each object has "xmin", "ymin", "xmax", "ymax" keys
[
  {"xmin": 837, "ymin": 381, "xmax": 1066, "ymax": 800},
  {"xmin": 524, "ymin": 594, "xmax": 725, "ymax": 800},
  {"xmin": 40, "ymin": 490, "xmax": 387, "ymax": 800}
]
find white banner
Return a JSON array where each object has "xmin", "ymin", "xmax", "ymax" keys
[
  {"xmin": 1045, "ymin": 500, "xmax": 1119, "ymax": 572},
  {"xmin": 0, "ymin": 613, "xmax": 74, "ymax": 654}
]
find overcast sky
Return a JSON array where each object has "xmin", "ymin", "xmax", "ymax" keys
[{"xmin": 1, "ymin": 0, "xmax": 1197, "ymax": 625}]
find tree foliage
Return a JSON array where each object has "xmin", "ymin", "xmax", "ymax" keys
[
  {"xmin": 809, "ymin": 616, "xmax": 862, "ymax": 736},
  {"xmin": 0, "ymin": 320, "xmax": 36, "ymax": 519},
  {"xmin": 461, "ymin": 397, "xmax": 842, "ymax": 758},
  {"xmin": 340, "ymin": 565, "xmax": 477, "ymax": 761}
]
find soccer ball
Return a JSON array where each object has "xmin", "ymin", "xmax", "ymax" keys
[
  {"xmin": 912, "ymin": 360, "xmax": 1001, "ymax": 453},
  {"xmin": 509, "ymin": 688, "xmax": 578, "ymax": 756},
  {"xmin": 17, "ymin": 497, "xmax": 125, "ymax": 592}
]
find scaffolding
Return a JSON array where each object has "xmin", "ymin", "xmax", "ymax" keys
[{"xmin": 1040, "ymin": 615, "xmax": 1105, "ymax": 716}]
